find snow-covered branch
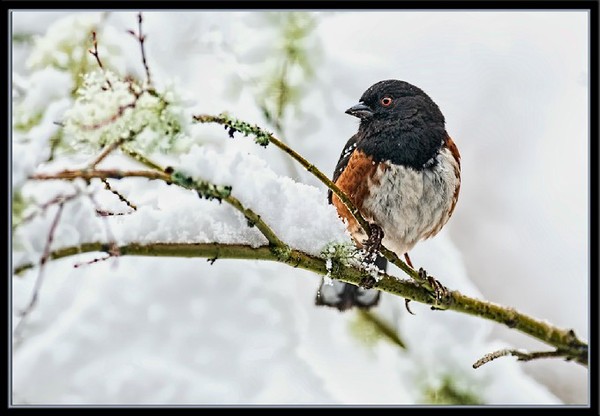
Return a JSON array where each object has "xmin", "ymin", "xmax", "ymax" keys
[
  {"xmin": 19, "ymin": 105, "xmax": 589, "ymax": 371},
  {"xmin": 193, "ymin": 112, "xmax": 589, "ymax": 368},
  {"xmin": 30, "ymin": 166, "xmax": 286, "ymax": 250},
  {"xmin": 193, "ymin": 113, "xmax": 440, "ymax": 294}
]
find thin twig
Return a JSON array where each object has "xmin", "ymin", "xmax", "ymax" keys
[
  {"xmin": 88, "ymin": 137, "xmax": 126, "ymax": 169},
  {"xmin": 128, "ymin": 12, "xmax": 152, "ymax": 86},
  {"xmin": 14, "ymin": 200, "xmax": 66, "ymax": 334},
  {"xmin": 81, "ymin": 103, "xmax": 136, "ymax": 131},
  {"xmin": 30, "ymin": 167, "xmax": 287, "ymax": 250},
  {"xmin": 31, "ymin": 169, "xmax": 170, "ymax": 182},
  {"xmin": 113, "ymin": 152, "xmax": 287, "ymax": 249},
  {"xmin": 193, "ymin": 115, "xmax": 366, "ymax": 228},
  {"xmin": 473, "ymin": 348, "xmax": 575, "ymax": 369},
  {"xmin": 225, "ymin": 194, "xmax": 286, "ymax": 249},
  {"xmin": 88, "ymin": 31, "xmax": 112, "ymax": 89},
  {"xmin": 120, "ymin": 145, "xmax": 164, "ymax": 171},
  {"xmin": 89, "ymin": 32, "xmax": 104, "ymax": 69},
  {"xmin": 19, "ymin": 192, "xmax": 79, "ymax": 226},
  {"xmin": 101, "ymin": 178, "xmax": 137, "ymax": 211},
  {"xmin": 95, "ymin": 209, "xmax": 130, "ymax": 217},
  {"xmin": 81, "ymin": 93, "xmax": 140, "ymax": 131},
  {"xmin": 74, "ymin": 254, "xmax": 115, "ymax": 268},
  {"xmin": 84, "ymin": 190, "xmax": 121, "ymax": 258}
]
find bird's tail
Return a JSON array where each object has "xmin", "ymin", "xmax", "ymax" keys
[{"xmin": 315, "ymin": 256, "xmax": 386, "ymax": 311}]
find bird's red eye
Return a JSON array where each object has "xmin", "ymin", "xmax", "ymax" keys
[{"xmin": 381, "ymin": 97, "xmax": 393, "ymax": 107}]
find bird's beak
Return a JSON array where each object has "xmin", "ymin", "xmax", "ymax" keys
[{"xmin": 345, "ymin": 102, "xmax": 374, "ymax": 119}]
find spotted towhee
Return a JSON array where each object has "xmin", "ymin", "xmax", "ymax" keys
[{"xmin": 316, "ymin": 80, "xmax": 461, "ymax": 311}]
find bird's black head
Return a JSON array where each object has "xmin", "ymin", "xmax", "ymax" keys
[{"xmin": 346, "ymin": 80, "xmax": 447, "ymax": 169}]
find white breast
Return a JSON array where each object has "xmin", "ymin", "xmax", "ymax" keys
[{"xmin": 360, "ymin": 147, "xmax": 460, "ymax": 256}]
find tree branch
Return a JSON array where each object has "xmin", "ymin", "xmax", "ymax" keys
[
  {"xmin": 24, "ymin": 164, "xmax": 588, "ymax": 369},
  {"xmin": 472, "ymin": 348, "xmax": 578, "ymax": 369},
  {"xmin": 31, "ymin": 169, "xmax": 170, "ymax": 182},
  {"xmin": 30, "ymin": 168, "xmax": 287, "ymax": 250},
  {"xmin": 190, "ymin": 113, "xmax": 588, "ymax": 367},
  {"xmin": 120, "ymin": 145, "xmax": 164, "ymax": 171},
  {"xmin": 356, "ymin": 309, "xmax": 406, "ymax": 349},
  {"xmin": 12, "ymin": 241, "xmax": 588, "ymax": 367},
  {"xmin": 193, "ymin": 113, "xmax": 439, "ymax": 293},
  {"xmin": 100, "ymin": 178, "xmax": 137, "ymax": 212},
  {"xmin": 23, "ymin": 164, "xmax": 590, "ymax": 367}
]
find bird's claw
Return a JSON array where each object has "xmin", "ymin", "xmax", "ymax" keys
[
  {"xmin": 363, "ymin": 223, "xmax": 384, "ymax": 261},
  {"xmin": 359, "ymin": 275, "xmax": 376, "ymax": 289},
  {"xmin": 418, "ymin": 267, "xmax": 451, "ymax": 309},
  {"xmin": 404, "ymin": 298, "xmax": 415, "ymax": 315}
]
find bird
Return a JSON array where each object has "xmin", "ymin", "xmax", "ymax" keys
[{"xmin": 315, "ymin": 79, "xmax": 461, "ymax": 311}]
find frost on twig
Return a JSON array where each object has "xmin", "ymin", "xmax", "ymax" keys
[
  {"xmin": 59, "ymin": 26, "xmax": 186, "ymax": 157},
  {"xmin": 62, "ymin": 70, "xmax": 184, "ymax": 154}
]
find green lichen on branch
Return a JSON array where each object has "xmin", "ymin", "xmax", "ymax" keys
[
  {"xmin": 170, "ymin": 170, "xmax": 232, "ymax": 202},
  {"xmin": 14, "ymin": 239, "xmax": 588, "ymax": 367},
  {"xmin": 271, "ymin": 245, "xmax": 292, "ymax": 261},
  {"xmin": 320, "ymin": 242, "xmax": 357, "ymax": 269},
  {"xmin": 320, "ymin": 242, "xmax": 381, "ymax": 284},
  {"xmin": 193, "ymin": 114, "xmax": 272, "ymax": 147},
  {"xmin": 62, "ymin": 70, "xmax": 186, "ymax": 155},
  {"xmin": 168, "ymin": 169, "xmax": 282, "ymax": 248}
]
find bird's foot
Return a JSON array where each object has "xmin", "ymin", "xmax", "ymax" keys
[
  {"xmin": 362, "ymin": 223, "xmax": 384, "ymax": 261},
  {"xmin": 359, "ymin": 275, "xmax": 377, "ymax": 289},
  {"xmin": 417, "ymin": 267, "xmax": 452, "ymax": 310}
]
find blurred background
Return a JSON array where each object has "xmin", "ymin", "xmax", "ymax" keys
[{"xmin": 11, "ymin": 10, "xmax": 589, "ymax": 405}]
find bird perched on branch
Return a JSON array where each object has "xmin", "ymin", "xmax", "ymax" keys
[{"xmin": 316, "ymin": 80, "xmax": 461, "ymax": 311}]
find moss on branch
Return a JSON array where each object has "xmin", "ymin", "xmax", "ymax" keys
[{"xmin": 12, "ymin": 241, "xmax": 588, "ymax": 367}]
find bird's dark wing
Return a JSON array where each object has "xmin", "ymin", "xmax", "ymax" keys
[
  {"xmin": 318, "ymin": 134, "xmax": 386, "ymax": 311},
  {"xmin": 328, "ymin": 134, "xmax": 359, "ymax": 204}
]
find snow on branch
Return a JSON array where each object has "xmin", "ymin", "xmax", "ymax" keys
[
  {"xmin": 191, "ymin": 112, "xmax": 589, "ymax": 368},
  {"xmin": 20, "ymin": 128, "xmax": 589, "ymax": 368}
]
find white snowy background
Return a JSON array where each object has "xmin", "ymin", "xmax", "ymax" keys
[{"xmin": 11, "ymin": 11, "xmax": 589, "ymax": 405}]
